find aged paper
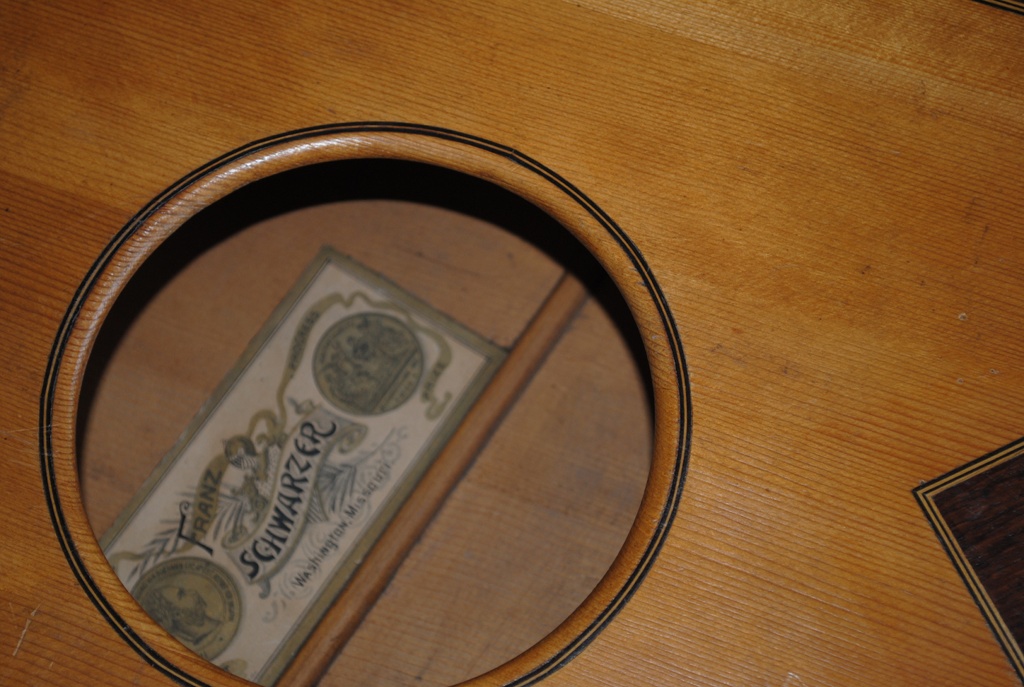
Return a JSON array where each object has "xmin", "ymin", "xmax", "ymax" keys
[{"xmin": 102, "ymin": 247, "xmax": 506, "ymax": 684}]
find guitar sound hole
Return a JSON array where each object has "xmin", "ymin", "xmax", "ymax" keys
[{"xmin": 76, "ymin": 159, "xmax": 654, "ymax": 687}]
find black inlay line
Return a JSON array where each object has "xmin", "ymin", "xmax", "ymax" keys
[
  {"xmin": 972, "ymin": 0, "xmax": 1024, "ymax": 16},
  {"xmin": 40, "ymin": 122, "xmax": 692, "ymax": 687}
]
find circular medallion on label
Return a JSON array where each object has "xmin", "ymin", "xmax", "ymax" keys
[
  {"xmin": 133, "ymin": 557, "xmax": 242, "ymax": 661},
  {"xmin": 314, "ymin": 313, "xmax": 425, "ymax": 416}
]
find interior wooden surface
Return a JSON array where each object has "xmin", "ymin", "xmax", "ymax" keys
[
  {"xmin": 77, "ymin": 191, "xmax": 571, "ymax": 532},
  {"xmin": 77, "ymin": 193, "xmax": 652, "ymax": 687},
  {"xmin": 3, "ymin": 1, "xmax": 1024, "ymax": 686},
  {"xmin": 325, "ymin": 294, "xmax": 650, "ymax": 687}
]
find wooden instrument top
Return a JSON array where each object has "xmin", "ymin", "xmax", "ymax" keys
[{"xmin": 2, "ymin": 1, "xmax": 1024, "ymax": 686}]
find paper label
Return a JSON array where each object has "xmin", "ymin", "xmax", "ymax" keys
[{"xmin": 102, "ymin": 247, "xmax": 505, "ymax": 684}]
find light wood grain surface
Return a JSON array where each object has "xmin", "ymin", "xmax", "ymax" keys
[{"xmin": 3, "ymin": 1, "xmax": 1024, "ymax": 686}]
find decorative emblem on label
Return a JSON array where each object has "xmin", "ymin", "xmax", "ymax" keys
[
  {"xmin": 313, "ymin": 313, "xmax": 424, "ymax": 415},
  {"xmin": 133, "ymin": 557, "xmax": 242, "ymax": 660}
]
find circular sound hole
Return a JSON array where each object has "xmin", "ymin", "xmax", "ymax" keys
[{"xmin": 77, "ymin": 158, "xmax": 653, "ymax": 687}]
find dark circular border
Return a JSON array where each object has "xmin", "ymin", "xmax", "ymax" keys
[{"xmin": 39, "ymin": 122, "xmax": 692, "ymax": 686}]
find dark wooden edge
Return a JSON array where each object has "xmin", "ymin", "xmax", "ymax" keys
[{"xmin": 914, "ymin": 436, "xmax": 1024, "ymax": 684}]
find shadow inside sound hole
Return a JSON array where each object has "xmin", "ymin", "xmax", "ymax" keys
[{"xmin": 77, "ymin": 158, "xmax": 654, "ymax": 469}]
